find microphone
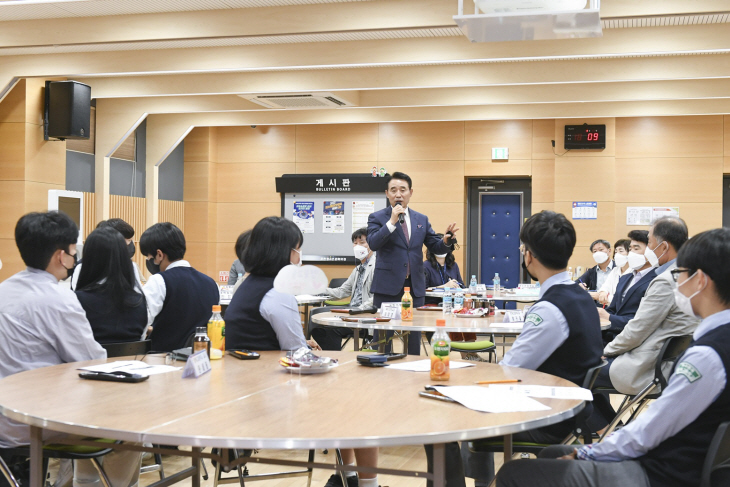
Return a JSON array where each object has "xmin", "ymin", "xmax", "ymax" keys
[{"xmin": 395, "ymin": 203, "xmax": 405, "ymax": 224}]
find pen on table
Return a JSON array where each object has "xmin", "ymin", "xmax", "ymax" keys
[{"xmin": 474, "ymin": 379, "xmax": 522, "ymax": 385}]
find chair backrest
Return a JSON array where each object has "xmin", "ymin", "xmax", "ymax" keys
[
  {"xmin": 701, "ymin": 421, "xmax": 730, "ymax": 487},
  {"xmin": 101, "ymin": 339, "xmax": 151, "ymax": 358},
  {"xmin": 328, "ymin": 278, "xmax": 347, "ymax": 288},
  {"xmin": 583, "ymin": 359, "xmax": 609, "ymax": 390},
  {"xmin": 655, "ymin": 334, "xmax": 693, "ymax": 390}
]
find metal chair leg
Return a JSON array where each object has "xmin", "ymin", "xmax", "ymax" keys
[
  {"xmin": 0, "ymin": 455, "xmax": 20, "ymax": 487},
  {"xmin": 335, "ymin": 448, "xmax": 347, "ymax": 487},
  {"xmin": 89, "ymin": 458, "xmax": 113, "ymax": 487}
]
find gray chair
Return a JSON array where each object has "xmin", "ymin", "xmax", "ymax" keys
[{"xmin": 701, "ymin": 421, "xmax": 730, "ymax": 487}]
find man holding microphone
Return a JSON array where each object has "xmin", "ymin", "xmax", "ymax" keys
[{"xmin": 367, "ymin": 171, "xmax": 459, "ymax": 355}]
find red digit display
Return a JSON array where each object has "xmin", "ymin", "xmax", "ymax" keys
[{"xmin": 575, "ymin": 134, "xmax": 583, "ymax": 141}]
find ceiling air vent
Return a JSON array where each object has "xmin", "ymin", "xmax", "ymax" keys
[{"xmin": 239, "ymin": 92, "xmax": 356, "ymax": 109}]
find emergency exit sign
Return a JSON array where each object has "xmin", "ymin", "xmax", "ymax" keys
[{"xmin": 491, "ymin": 147, "xmax": 509, "ymax": 160}]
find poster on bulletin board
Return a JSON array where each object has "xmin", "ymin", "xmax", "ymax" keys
[
  {"xmin": 292, "ymin": 201, "xmax": 315, "ymax": 233},
  {"xmin": 323, "ymin": 201, "xmax": 345, "ymax": 234},
  {"xmin": 572, "ymin": 201, "xmax": 597, "ymax": 220}
]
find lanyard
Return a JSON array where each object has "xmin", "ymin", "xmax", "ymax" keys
[{"xmin": 437, "ymin": 263, "xmax": 447, "ymax": 285}]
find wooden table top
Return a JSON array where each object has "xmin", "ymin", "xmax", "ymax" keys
[{"xmin": 0, "ymin": 352, "xmax": 584, "ymax": 450}]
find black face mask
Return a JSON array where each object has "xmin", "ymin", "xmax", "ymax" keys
[
  {"xmin": 127, "ymin": 241, "xmax": 136, "ymax": 259},
  {"xmin": 522, "ymin": 260, "xmax": 538, "ymax": 282},
  {"xmin": 64, "ymin": 251, "xmax": 78, "ymax": 280},
  {"xmin": 146, "ymin": 257, "xmax": 161, "ymax": 275}
]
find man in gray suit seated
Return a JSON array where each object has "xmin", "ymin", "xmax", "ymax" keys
[{"xmin": 591, "ymin": 216, "xmax": 700, "ymax": 428}]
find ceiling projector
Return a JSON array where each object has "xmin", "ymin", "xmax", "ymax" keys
[{"xmin": 475, "ymin": 0, "xmax": 587, "ymax": 13}]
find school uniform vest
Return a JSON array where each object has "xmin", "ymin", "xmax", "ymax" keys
[
  {"xmin": 224, "ymin": 274, "xmax": 280, "ymax": 351},
  {"xmin": 537, "ymin": 283, "xmax": 604, "ymax": 386},
  {"xmin": 75, "ymin": 288, "xmax": 147, "ymax": 344},
  {"xmin": 638, "ymin": 323, "xmax": 730, "ymax": 487},
  {"xmin": 150, "ymin": 266, "xmax": 219, "ymax": 352}
]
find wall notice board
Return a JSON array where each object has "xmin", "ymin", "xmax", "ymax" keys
[{"xmin": 276, "ymin": 174, "xmax": 389, "ymax": 265}]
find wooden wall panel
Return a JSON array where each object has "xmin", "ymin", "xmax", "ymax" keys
[
  {"xmin": 296, "ymin": 123, "xmax": 378, "ymax": 162},
  {"xmin": 0, "ymin": 79, "xmax": 25, "ymax": 124},
  {"xmin": 109, "ymin": 195, "xmax": 147, "ymax": 273},
  {"xmin": 295, "ymin": 161, "xmax": 375, "ymax": 174},
  {"xmin": 0, "ymin": 181, "xmax": 24, "ymax": 237},
  {"xmin": 616, "ymin": 116, "xmax": 724, "ymax": 158},
  {"xmin": 724, "ymin": 115, "xmax": 730, "ymax": 157},
  {"xmin": 24, "ymin": 123, "xmax": 65, "ymax": 185},
  {"xmin": 110, "ymin": 131, "xmax": 135, "ymax": 162},
  {"xmin": 215, "ymin": 202, "xmax": 280, "ymax": 243},
  {"xmin": 183, "ymin": 127, "xmax": 213, "ymax": 162},
  {"xmin": 725, "ymin": 157, "xmax": 730, "ymax": 174},
  {"xmin": 183, "ymin": 160, "xmax": 212, "ymax": 202},
  {"xmin": 464, "ymin": 120, "xmax": 533, "ymax": 161},
  {"xmin": 378, "ymin": 122, "xmax": 464, "ymax": 161},
  {"xmin": 532, "ymin": 120, "xmax": 555, "ymax": 160},
  {"xmin": 615, "ymin": 157, "xmax": 723, "ymax": 203},
  {"xmin": 464, "ymin": 160, "xmax": 531, "ymax": 177},
  {"xmin": 216, "ymin": 162, "xmax": 295, "ymax": 203},
  {"xmin": 158, "ymin": 199, "xmax": 184, "ymax": 231},
  {"xmin": 82, "ymin": 192, "xmax": 96, "ymax": 239},
  {"xmin": 0, "ymin": 123, "xmax": 26, "ymax": 181},
  {"xmin": 532, "ymin": 159, "xmax": 554, "ymax": 203},
  {"xmin": 0, "ymin": 238, "xmax": 23, "ymax": 281},
  {"xmin": 554, "ymin": 156, "xmax": 615, "ymax": 202},
  {"xmin": 381, "ymin": 160, "xmax": 463, "ymax": 204},
  {"xmin": 216, "ymin": 125, "xmax": 295, "ymax": 163},
  {"xmin": 25, "ymin": 181, "xmax": 63, "ymax": 213}
]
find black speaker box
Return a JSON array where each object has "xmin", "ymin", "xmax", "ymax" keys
[{"xmin": 44, "ymin": 81, "xmax": 91, "ymax": 140}]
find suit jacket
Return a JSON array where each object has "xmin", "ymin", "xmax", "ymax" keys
[
  {"xmin": 577, "ymin": 261, "xmax": 614, "ymax": 291},
  {"xmin": 605, "ymin": 262, "xmax": 700, "ymax": 394},
  {"xmin": 605, "ymin": 268, "xmax": 658, "ymax": 334},
  {"xmin": 367, "ymin": 206, "xmax": 451, "ymax": 298},
  {"xmin": 325, "ymin": 253, "xmax": 377, "ymax": 309}
]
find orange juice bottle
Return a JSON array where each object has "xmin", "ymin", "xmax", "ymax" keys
[
  {"xmin": 207, "ymin": 305, "xmax": 225, "ymax": 355},
  {"xmin": 430, "ymin": 319, "xmax": 451, "ymax": 381},
  {"xmin": 401, "ymin": 287, "xmax": 413, "ymax": 321}
]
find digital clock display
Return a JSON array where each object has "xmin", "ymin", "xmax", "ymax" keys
[{"xmin": 564, "ymin": 124, "xmax": 606, "ymax": 150}]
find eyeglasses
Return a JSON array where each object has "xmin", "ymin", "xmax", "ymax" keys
[{"xmin": 670, "ymin": 268, "xmax": 692, "ymax": 282}]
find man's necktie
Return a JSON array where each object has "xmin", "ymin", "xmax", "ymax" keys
[{"xmin": 401, "ymin": 220, "xmax": 410, "ymax": 277}]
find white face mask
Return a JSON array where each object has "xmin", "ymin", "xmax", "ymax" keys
[
  {"xmin": 628, "ymin": 251, "xmax": 647, "ymax": 270},
  {"xmin": 644, "ymin": 240, "xmax": 666, "ymax": 267},
  {"xmin": 291, "ymin": 248, "xmax": 302, "ymax": 267},
  {"xmin": 614, "ymin": 253, "xmax": 629, "ymax": 268},
  {"xmin": 353, "ymin": 245, "xmax": 369, "ymax": 261},
  {"xmin": 673, "ymin": 271, "xmax": 703, "ymax": 317},
  {"xmin": 434, "ymin": 254, "xmax": 448, "ymax": 259},
  {"xmin": 592, "ymin": 251, "xmax": 609, "ymax": 265}
]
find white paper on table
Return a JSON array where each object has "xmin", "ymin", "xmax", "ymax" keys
[
  {"xmin": 385, "ymin": 359, "xmax": 476, "ymax": 372},
  {"xmin": 433, "ymin": 386, "xmax": 551, "ymax": 413},
  {"xmin": 490, "ymin": 322, "xmax": 524, "ymax": 329},
  {"xmin": 489, "ymin": 384, "xmax": 593, "ymax": 401},
  {"xmin": 78, "ymin": 361, "xmax": 181, "ymax": 376}
]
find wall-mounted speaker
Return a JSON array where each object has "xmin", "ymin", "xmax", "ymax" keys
[{"xmin": 44, "ymin": 80, "xmax": 91, "ymax": 140}]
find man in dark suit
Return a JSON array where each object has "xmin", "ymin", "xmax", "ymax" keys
[
  {"xmin": 576, "ymin": 238, "xmax": 614, "ymax": 292},
  {"xmin": 367, "ymin": 171, "xmax": 458, "ymax": 355},
  {"xmin": 598, "ymin": 230, "xmax": 657, "ymax": 343}
]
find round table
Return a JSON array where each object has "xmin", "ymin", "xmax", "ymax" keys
[
  {"xmin": 424, "ymin": 289, "xmax": 540, "ymax": 304},
  {"xmin": 0, "ymin": 352, "xmax": 585, "ymax": 487}
]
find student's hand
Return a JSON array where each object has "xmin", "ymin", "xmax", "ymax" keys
[
  {"xmin": 597, "ymin": 308, "xmax": 611, "ymax": 320},
  {"xmin": 557, "ymin": 449, "xmax": 577, "ymax": 460},
  {"xmin": 445, "ymin": 279, "xmax": 460, "ymax": 288},
  {"xmin": 307, "ymin": 339, "xmax": 321, "ymax": 351},
  {"xmin": 588, "ymin": 292, "xmax": 598, "ymax": 300},
  {"xmin": 579, "ymin": 282, "xmax": 588, "ymax": 290},
  {"xmin": 597, "ymin": 291, "xmax": 609, "ymax": 305}
]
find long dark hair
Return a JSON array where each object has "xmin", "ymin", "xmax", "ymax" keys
[
  {"xmin": 242, "ymin": 217, "xmax": 304, "ymax": 277},
  {"xmin": 426, "ymin": 233, "xmax": 455, "ymax": 268},
  {"xmin": 76, "ymin": 227, "xmax": 144, "ymax": 309}
]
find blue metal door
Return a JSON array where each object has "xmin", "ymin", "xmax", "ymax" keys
[{"xmin": 479, "ymin": 193, "xmax": 522, "ymax": 290}]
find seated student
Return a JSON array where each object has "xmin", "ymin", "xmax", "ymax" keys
[
  {"xmin": 592, "ymin": 238, "xmax": 631, "ymax": 306},
  {"xmin": 140, "ymin": 222, "xmax": 219, "ymax": 352},
  {"xmin": 0, "ymin": 211, "xmax": 141, "ymax": 487},
  {"xmin": 231, "ymin": 230, "xmax": 252, "ymax": 296},
  {"xmin": 311, "ymin": 228, "xmax": 376, "ymax": 351},
  {"xmin": 75, "ymin": 227, "xmax": 148, "ymax": 344},
  {"xmin": 72, "ymin": 218, "xmax": 142, "ymax": 290},
  {"xmin": 225, "ymin": 217, "xmax": 319, "ymax": 351},
  {"xmin": 497, "ymin": 227, "xmax": 730, "ymax": 487},
  {"xmin": 426, "ymin": 211, "xmax": 603, "ymax": 487},
  {"xmin": 228, "ymin": 231, "xmax": 248, "ymax": 287},
  {"xmin": 598, "ymin": 230, "xmax": 657, "ymax": 343},
  {"xmin": 423, "ymin": 236, "xmax": 464, "ymax": 290},
  {"xmin": 577, "ymin": 238, "xmax": 614, "ymax": 292}
]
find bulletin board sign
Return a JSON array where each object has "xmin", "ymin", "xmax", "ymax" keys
[{"xmin": 277, "ymin": 174, "xmax": 389, "ymax": 265}]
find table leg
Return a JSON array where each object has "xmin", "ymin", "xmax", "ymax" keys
[
  {"xmin": 503, "ymin": 434, "xmax": 513, "ymax": 464},
  {"xmin": 354, "ymin": 329, "xmax": 359, "ymax": 351},
  {"xmin": 432, "ymin": 443, "xmax": 445, "ymax": 487},
  {"xmin": 402, "ymin": 332, "xmax": 409, "ymax": 355},
  {"xmin": 303, "ymin": 304, "xmax": 311, "ymax": 339},
  {"xmin": 191, "ymin": 447, "xmax": 201, "ymax": 487},
  {"xmin": 29, "ymin": 426, "xmax": 43, "ymax": 487}
]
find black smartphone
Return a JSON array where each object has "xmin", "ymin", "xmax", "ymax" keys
[
  {"xmin": 78, "ymin": 371, "xmax": 149, "ymax": 383},
  {"xmin": 357, "ymin": 354, "xmax": 388, "ymax": 366},
  {"xmin": 228, "ymin": 350, "xmax": 261, "ymax": 360}
]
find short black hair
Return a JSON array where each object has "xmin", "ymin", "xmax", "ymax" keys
[
  {"xmin": 351, "ymin": 227, "xmax": 368, "ymax": 243},
  {"xmin": 242, "ymin": 217, "xmax": 303, "ymax": 277},
  {"xmin": 139, "ymin": 222, "xmax": 186, "ymax": 261},
  {"xmin": 652, "ymin": 216, "xmax": 688, "ymax": 251},
  {"xmin": 519, "ymin": 211, "xmax": 576, "ymax": 270},
  {"xmin": 234, "ymin": 230, "xmax": 252, "ymax": 262},
  {"xmin": 677, "ymin": 228, "xmax": 730, "ymax": 305},
  {"xmin": 590, "ymin": 239, "xmax": 611, "ymax": 252},
  {"xmin": 627, "ymin": 230, "xmax": 649, "ymax": 246},
  {"xmin": 15, "ymin": 211, "xmax": 78, "ymax": 270},
  {"xmin": 96, "ymin": 218, "xmax": 135, "ymax": 240},
  {"xmin": 614, "ymin": 238, "xmax": 631, "ymax": 254},
  {"xmin": 385, "ymin": 171, "xmax": 412, "ymax": 190}
]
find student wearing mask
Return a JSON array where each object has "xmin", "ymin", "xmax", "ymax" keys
[
  {"xmin": 311, "ymin": 228, "xmax": 376, "ymax": 351},
  {"xmin": 140, "ymin": 222, "xmax": 219, "ymax": 352},
  {"xmin": 598, "ymin": 230, "xmax": 657, "ymax": 343},
  {"xmin": 72, "ymin": 218, "xmax": 142, "ymax": 290},
  {"xmin": 592, "ymin": 239, "xmax": 631, "ymax": 306},
  {"xmin": 497, "ymin": 227, "xmax": 730, "ymax": 487},
  {"xmin": 577, "ymin": 239, "xmax": 614, "ymax": 292},
  {"xmin": 75, "ymin": 227, "xmax": 148, "ymax": 344},
  {"xmin": 424, "ymin": 236, "xmax": 464, "ymax": 290},
  {"xmin": 225, "ymin": 217, "xmax": 320, "ymax": 351},
  {"xmin": 0, "ymin": 211, "xmax": 141, "ymax": 487}
]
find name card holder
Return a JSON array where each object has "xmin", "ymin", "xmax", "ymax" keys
[
  {"xmin": 182, "ymin": 350, "xmax": 211, "ymax": 378},
  {"xmin": 475, "ymin": 284, "xmax": 487, "ymax": 293},
  {"xmin": 380, "ymin": 303, "xmax": 401, "ymax": 320}
]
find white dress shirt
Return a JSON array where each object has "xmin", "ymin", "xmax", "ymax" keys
[
  {"xmin": 385, "ymin": 206, "xmax": 411, "ymax": 238},
  {"xmin": 623, "ymin": 265, "xmax": 656, "ymax": 297}
]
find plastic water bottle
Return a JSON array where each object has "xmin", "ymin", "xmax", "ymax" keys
[
  {"xmin": 469, "ymin": 275, "xmax": 477, "ymax": 293},
  {"xmin": 493, "ymin": 273, "xmax": 500, "ymax": 296},
  {"xmin": 442, "ymin": 288, "xmax": 453, "ymax": 315},
  {"xmin": 454, "ymin": 291, "xmax": 464, "ymax": 311}
]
